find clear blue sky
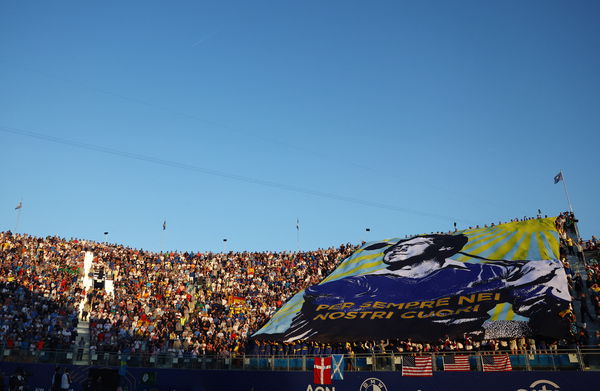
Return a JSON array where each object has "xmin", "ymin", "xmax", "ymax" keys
[{"xmin": 1, "ymin": 1, "xmax": 598, "ymax": 253}]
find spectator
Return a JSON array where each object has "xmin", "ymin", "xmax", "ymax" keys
[
  {"xmin": 51, "ymin": 367, "xmax": 61, "ymax": 391},
  {"xmin": 60, "ymin": 369, "xmax": 70, "ymax": 391}
]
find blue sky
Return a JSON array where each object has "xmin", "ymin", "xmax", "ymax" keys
[{"xmin": 1, "ymin": 1, "xmax": 598, "ymax": 252}]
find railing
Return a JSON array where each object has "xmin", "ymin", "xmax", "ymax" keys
[{"xmin": 2, "ymin": 346, "xmax": 600, "ymax": 372}]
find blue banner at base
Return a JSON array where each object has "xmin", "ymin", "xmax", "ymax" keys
[{"xmin": 1, "ymin": 361, "xmax": 599, "ymax": 391}]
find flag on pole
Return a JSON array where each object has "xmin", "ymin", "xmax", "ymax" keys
[
  {"xmin": 15, "ymin": 201, "xmax": 22, "ymax": 210},
  {"xmin": 442, "ymin": 355, "xmax": 470, "ymax": 371},
  {"xmin": 554, "ymin": 172, "xmax": 563, "ymax": 184},
  {"xmin": 163, "ymin": 220, "xmax": 167, "ymax": 230},
  {"xmin": 313, "ymin": 357, "xmax": 332, "ymax": 384},
  {"xmin": 481, "ymin": 355, "xmax": 512, "ymax": 372},
  {"xmin": 296, "ymin": 218, "xmax": 299, "ymax": 231},
  {"xmin": 402, "ymin": 356, "xmax": 433, "ymax": 377},
  {"xmin": 331, "ymin": 354, "xmax": 344, "ymax": 380}
]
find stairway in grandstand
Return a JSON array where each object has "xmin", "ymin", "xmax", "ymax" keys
[
  {"xmin": 74, "ymin": 251, "xmax": 94, "ymax": 365},
  {"xmin": 565, "ymin": 225, "xmax": 599, "ymax": 337},
  {"xmin": 74, "ymin": 319, "xmax": 91, "ymax": 365},
  {"xmin": 80, "ymin": 251, "xmax": 94, "ymax": 313}
]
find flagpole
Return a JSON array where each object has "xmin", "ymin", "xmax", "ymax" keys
[
  {"xmin": 161, "ymin": 219, "xmax": 166, "ymax": 251},
  {"xmin": 160, "ymin": 229, "xmax": 165, "ymax": 252},
  {"xmin": 15, "ymin": 199, "xmax": 23, "ymax": 232},
  {"xmin": 296, "ymin": 218, "xmax": 300, "ymax": 253},
  {"xmin": 560, "ymin": 169, "xmax": 574, "ymax": 213},
  {"xmin": 15, "ymin": 208, "xmax": 22, "ymax": 232}
]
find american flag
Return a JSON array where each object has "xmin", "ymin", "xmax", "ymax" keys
[
  {"xmin": 481, "ymin": 355, "xmax": 512, "ymax": 372},
  {"xmin": 443, "ymin": 355, "xmax": 470, "ymax": 371},
  {"xmin": 402, "ymin": 355, "xmax": 433, "ymax": 377}
]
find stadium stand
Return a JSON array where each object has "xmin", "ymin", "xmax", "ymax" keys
[
  {"xmin": 0, "ymin": 233, "xmax": 84, "ymax": 353},
  {"xmin": 1, "ymin": 213, "xmax": 599, "ymax": 371}
]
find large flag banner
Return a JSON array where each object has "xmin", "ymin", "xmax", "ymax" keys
[
  {"xmin": 313, "ymin": 357, "xmax": 331, "ymax": 385},
  {"xmin": 253, "ymin": 218, "xmax": 572, "ymax": 342},
  {"xmin": 443, "ymin": 355, "xmax": 470, "ymax": 371},
  {"xmin": 402, "ymin": 356, "xmax": 433, "ymax": 377},
  {"xmin": 482, "ymin": 355, "xmax": 512, "ymax": 372},
  {"xmin": 331, "ymin": 354, "xmax": 344, "ymax": 380}
]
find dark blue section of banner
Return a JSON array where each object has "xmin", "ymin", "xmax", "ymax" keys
[{"xmin": 282, "ymin": 259, "xmax": 570, "ymax": 341}]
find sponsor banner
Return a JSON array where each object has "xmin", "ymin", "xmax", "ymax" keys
[
  {"xmin": 1, "ymin": 361, "xmax": 597, "ymax": 391},
  {"xmin": 254, "ymin": 218, "xmax": 571, "ymax": 341}
]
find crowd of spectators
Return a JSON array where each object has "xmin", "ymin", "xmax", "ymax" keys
[
  {"xmin": 249, "ymin": 335, "xmax": 569, "ymax": 358},
  {"xmin": 0, "ymin": 211, "xmax": 599, "ymax": 360},
  {"xmin": 585, "ymin": 251, "xmax": 600, "ymax": 321},
  {"xmin": 0, "ymin": 232, "xmax": 84, "ymax": 354},
  {"xmin": 582, "ymin": 236, "xmax": 599, "ymax": 251},
  {"xmin": 78, "ymin": 242, "xmax": 356, "ymax": 358}
]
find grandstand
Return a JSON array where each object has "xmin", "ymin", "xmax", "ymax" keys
[{"xmin": 1, "ymin": 213, "xmax": 600, "ymax": 391}]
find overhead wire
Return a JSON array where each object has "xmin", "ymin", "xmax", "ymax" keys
[
  {"xmin": 0, "ymin": 61, "xmax": 524, "ymax": 215},
  {"xmin": 1, "ymin": 125, "xmax": 475, "ymax": 224}
]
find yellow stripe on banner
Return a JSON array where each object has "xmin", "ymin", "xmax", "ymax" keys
[
  {"xmin": 463, "ymin": 227, "xmax": 504, "ymax": 242},
  {"xmin": 542, "ymin": 217, "xmax": 558, "ymax": 232},
  {"xmin": 460, "ymin": 229, "xmax": 511, "ymax": 253},
  {"xmin": 319, "ymin": 259, "xmax": 383, "ymax": 285},
  {"xmin": 328, "ymin": 251, "xmax": 384, "ymax": 273},
  {"xmin": 352, "ymin": 238, "xmax": 397, "ymax": 256},
  {"xmin": 534, "ymin": 232, "xmax": 547, "ymax": 261},
  {"xmin": 511, "ymin": 233, "xmax": 532, "ymax": 260},
  {"xmin": 485, "ymin": 231, "xmax": 526, "ymax": 261},
  {"xmin": 491, "ymin": 303, "xmax": 505, "ymax": 321},
  {"xmin": 543, "ymin": 231, "xmax": 560, "ymax": 259},
  {"xmin": 506, "ymin": 305, "xmax": 515, "ymax": 321},
  {"xmin": 457, "ymin": 231, "xmax": 514, "ymax": 262},
  {"xmin": 459, "ymin": 228, "xmax": 486, "ymax": 237},
  {"xmin": 267, "ymin": 301, "xmax": 303, "ymax": 323},
  {"xmin": 328, "ymin": 252, "xmax": 381, "ymax": 274}
]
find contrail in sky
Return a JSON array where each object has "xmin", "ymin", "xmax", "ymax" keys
[{"xmin": 192, "ymin": 31, "xmax": 218, "ymax": 47}]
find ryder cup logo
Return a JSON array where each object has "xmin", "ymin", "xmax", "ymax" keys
[
  {"xmin": 516, "ymin": 379, "xmax": 560, "ymax": 391},
  {"xmin": 359, "ymin": 378, "xmax": 387, "ymax": 391}
]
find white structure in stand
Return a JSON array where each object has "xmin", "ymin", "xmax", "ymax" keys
[
  {"xmin": 104, "ymin": 278, "xmax": 114, "ymax": 296},
  {"xmin": 79, "ymin": 251, "xmax": 95, "ymax": 316}
]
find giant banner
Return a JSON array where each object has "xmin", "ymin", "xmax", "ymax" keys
[{"xmin": 253, "ymin": 218, "xmax": 572, "ymax": 342}]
